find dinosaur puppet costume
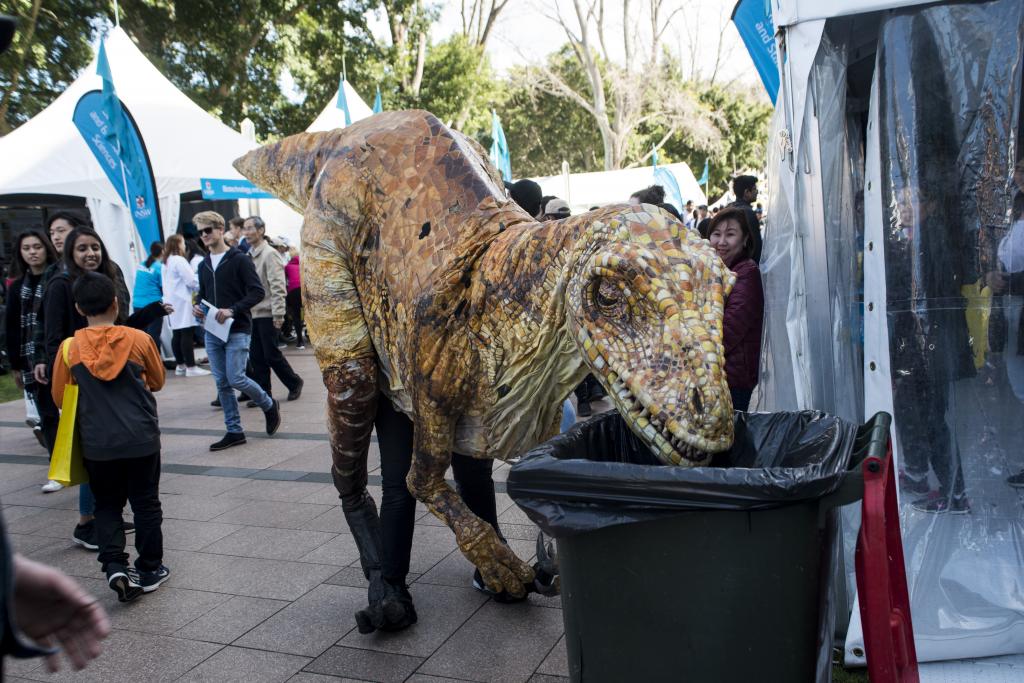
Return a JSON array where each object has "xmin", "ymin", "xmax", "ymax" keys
[{"xmin": 234, "ymin": 110, "xmax": 735, "ymax": 629}]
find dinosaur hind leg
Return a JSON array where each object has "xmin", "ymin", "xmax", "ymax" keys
[
  {"xmin": 303, "ymin": 210, "xmax": 414, "ymax": 632},
  {"xmin": 322, "ymin": 360, "xmax": 391, "ymax": 633}
]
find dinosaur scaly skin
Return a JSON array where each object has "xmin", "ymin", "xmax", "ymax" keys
[{"xmin": 234, "ymin": 110, "xmax": 735, "ymax": 598}]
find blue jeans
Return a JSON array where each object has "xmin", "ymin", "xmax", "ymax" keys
[
  {"xmin": 79, "ymin": 483, "xmax": 95, "ymax": 516},
  {"xmin": 560, "ymin": 399, "xmax": 576, "ymax": 433},
  {"xmin": 206, "ymin": 331, "xmax": 272, "ymax": 433}
]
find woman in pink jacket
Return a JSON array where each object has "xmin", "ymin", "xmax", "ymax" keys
[
  {"xmin": 284, "ymin": 247, "xmax": 304, "ymax": 349},
  {"xmin": 707, "ymin": 208, "xmax": 764, "ymax": 411}
]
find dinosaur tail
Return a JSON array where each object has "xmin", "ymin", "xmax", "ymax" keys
[{"xmin": 232, "ymin": 131, "xmax": 336, "ymax": 213}]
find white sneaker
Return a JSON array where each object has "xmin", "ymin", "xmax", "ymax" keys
[
  {"xmin": 185, "ymin": 366, "xmax": 211, "ymax": 377},
  {"xmin": 41, "ymin": 479, "xmax": 64, "ymax": 493},
  {"xmin": 175, "ymin": 365, "xmax": 187, "ymax": 376}
]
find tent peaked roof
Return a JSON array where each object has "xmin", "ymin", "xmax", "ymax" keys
[
  {"xmin": 0, "ymin": 26, "xmax": 257, "ymax": 201},
  {"xmin": 306, "ymin": 78, "xmax": 374, "ymax": 132}
]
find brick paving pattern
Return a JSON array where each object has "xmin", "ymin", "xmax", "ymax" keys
[{"xmin": 0, "ymin": 349, "xmax": 587, "ymax": 682}]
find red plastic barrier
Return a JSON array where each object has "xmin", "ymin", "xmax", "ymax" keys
[{"xmin": 855, "ymin": 440, "xmax": 920, "ymax": 683}]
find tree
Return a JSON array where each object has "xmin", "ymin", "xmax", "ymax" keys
[
  {"xmin": 499, "ymin": 49, "xmax": 604, "ymax": 178},
  {"xmin": 115, "ymin": 0, "xmax": 374, "ymax": 138},
  {"xmin": 0, "ymin": 0, "xmax": 110, "ymax": 134},
  {"xmin": 413, "ymin": 35, "xmax": 502, "ymax": 136},
  {"xmin": 460, "ymin": 0, "xmax": 508, "ymax": 48},
  {"xmin": 534, "ymin": 0, "xmax": 719, "ymax": 170},
  {"xmin": 654, "ymin": 83, "xmax": 773, "ymax": 199},
  {"xmin": 375, "ymin": 0, "xmax": 434, "ymax": 98}
]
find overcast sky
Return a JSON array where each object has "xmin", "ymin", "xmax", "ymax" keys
[{"xmin": 427, "ymin": 0, "xmax": 759, "ymax": 87}]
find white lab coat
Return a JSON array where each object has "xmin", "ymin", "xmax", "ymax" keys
[{"xmin": 162, "ymin": 254, "xmax": 199, "ymax": 330}]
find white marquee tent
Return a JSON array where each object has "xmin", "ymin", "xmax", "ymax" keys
[
  {"xmin": 531, "ymin": 162, "xmax": 707, "ymax": 215},
  {"xmin": 307, "ymin": 79, "xmax": 375, "ymax": 133},
  {"xmin": 0, "ymin": 26, "xmax": 259, "ymax": 292},
  {"xmin": 251, "ymin": 78, "xmax": 375, "ymax": 242}
]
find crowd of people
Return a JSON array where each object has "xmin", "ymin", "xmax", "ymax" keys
[
  {"xmin": 2, "ymin": 207, "xmax": 309, "ymax": 551},
  {"xmin": 0, "ymin": 177, "xmax": 767, "ymax": 670}
]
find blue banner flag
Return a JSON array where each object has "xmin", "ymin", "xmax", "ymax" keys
[
  {"xmin": 72, "ymin": 40, "xmax": 162, "ymax": 248},
  {"xmin": 697, "ymin": 159, "xmax": 709, "ymax": 185},
  {"xmin": 731, "ymin": 0, "xmax": 779, "ymax": 104},
  {"xmin": 200, "ymin": 178, "xmax": 275, "ymax": 200},
  {"xmin": 489, "ymin": 110, "xmax": 512, "ymax": 182},
  {"xmin": 372, "ymin": 86, "xmax": 383, "ymax": 114},
  {"xmin": 336, "ymin": 75, "xmax": 352, "ymax": 126}
]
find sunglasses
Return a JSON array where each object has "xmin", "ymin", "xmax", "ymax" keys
[{"xmin": 199, "ymin": 227, "xmax": 218, "ymax": 235}]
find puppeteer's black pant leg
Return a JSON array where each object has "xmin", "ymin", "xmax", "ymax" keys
[
  {"xmin": 376, "ymin": 398, "xmax": 417, "ymax": 583},
  {"xmin": 376, "ymin": 398, "xmax": 502, "ymax": 583}
]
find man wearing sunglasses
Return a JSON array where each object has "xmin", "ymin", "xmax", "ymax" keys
[{"xmin": 191, "ymin": 211, "xmax": 281, "ymax": 450}]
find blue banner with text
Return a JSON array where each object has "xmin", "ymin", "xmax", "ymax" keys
[
  {"xmin": 200, "ymin": 178, "xmax": 275, "ymax": 200},
  {"xmin": 72, "ymin": 90, "xmax": 163, "ymax": 247},
  {"xmin": 732, "ymin": 0, "xmax": 780, "ymax": 104}
]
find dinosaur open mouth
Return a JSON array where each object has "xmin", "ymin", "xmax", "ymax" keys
[{"xmin": 605, "ymin": 372, "xmax": 708, "ymax": 465}]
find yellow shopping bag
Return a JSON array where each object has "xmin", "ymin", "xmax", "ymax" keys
[
  {"xmin": 47, "ymin": 338, "xmax": 88, "ymax": 487},
  {"xmin": 961, "ymin": 281, "xmax": 992, "ymax": 370}
]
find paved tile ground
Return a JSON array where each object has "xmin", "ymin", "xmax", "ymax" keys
[{"xmin": 0, "ymin": 347, "xmax": 591, "ymax": 683}]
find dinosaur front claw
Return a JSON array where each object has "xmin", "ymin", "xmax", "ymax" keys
[{"xmin": 460, "ymin": 524, "xmax": 535, "ymax": 597}]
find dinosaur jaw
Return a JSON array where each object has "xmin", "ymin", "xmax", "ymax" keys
[{"xmin": 601, "ymin": 368, "xmax": 720, "ymax": 466}]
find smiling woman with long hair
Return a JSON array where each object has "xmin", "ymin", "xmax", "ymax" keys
[
  {"xmin": 706, "ymin": 208, "xmax": 764, "ymax": 411},
  {"xmin": 42, "ymin": 227, "xmax": 170, "ymax": 549}
]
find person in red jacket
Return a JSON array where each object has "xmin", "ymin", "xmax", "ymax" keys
[{"xmin": 707, "ymin": 208, "xmax": 764, "ymax": 411}]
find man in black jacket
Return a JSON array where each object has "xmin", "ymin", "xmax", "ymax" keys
[
  {"xmin": 729, "ymin": 175, "xmax": 763, "ymax": 263},
  {"xmin": 191, "ymin": 211, "xmax": 281, "ymax": 450}
]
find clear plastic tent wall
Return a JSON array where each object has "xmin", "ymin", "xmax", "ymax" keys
[
  {"xmin": 875, "ymin": 0, "xmax": 1024, "ymax": 661},
  {"xmin": 761, "ymin": 0, "xmax": 1024, "ymax": 664}
]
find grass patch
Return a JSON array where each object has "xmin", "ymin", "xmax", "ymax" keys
[
  {"xmin": 0, "ymin": 372, "xmax": 22, "ymax": 403},
  {"xmin": 833, "ymin": 664, "xmax": 870, "ymax": 682}
]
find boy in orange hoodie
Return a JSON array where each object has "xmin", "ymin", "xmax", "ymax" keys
[{"xmin": 52, "ymin": 272, "xmax": 167, "ymax": 602}]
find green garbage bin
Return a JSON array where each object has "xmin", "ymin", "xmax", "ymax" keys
[{"xmin": 508, "ymin": 410, "xmax": 887, "ymax": 683}]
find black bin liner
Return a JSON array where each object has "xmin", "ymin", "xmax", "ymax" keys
[
  {"xmin": 507, "ymin": 409, "xmax": 867, "ymax": 683},
  {"xmin": 507, "ymin": 409, "xmax": 859, "ymax": 536}
]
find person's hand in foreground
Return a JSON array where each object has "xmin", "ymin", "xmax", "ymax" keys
[{"xmin": 11, "ymin": 554, "xmax": 110, "ymax": 672}]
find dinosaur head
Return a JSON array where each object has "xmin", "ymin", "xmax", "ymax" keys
[{"xmin": 566, "ymin": 205, "xmax": 736, "ymax": 465}]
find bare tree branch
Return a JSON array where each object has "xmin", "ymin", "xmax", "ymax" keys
[
  {"xmin": 478, "ymin": 0, "xmax": 509, "ymax": 47},
  {"xmin": 411, "ymin": 29, "xmax": 426, "ymax": 95}
]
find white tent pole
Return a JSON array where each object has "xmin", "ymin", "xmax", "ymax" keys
[
  {"xmin": 114, "ymin": 0, "xmax": 120, "ymax": 26},
  {"xmin": 561, "ymin": 160, "xmax": 571, "ymax": 204}
]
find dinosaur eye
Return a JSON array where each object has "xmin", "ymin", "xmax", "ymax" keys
[{"xmin": 592, "ymin": 279, "xmax": 623, "ymax": 315}]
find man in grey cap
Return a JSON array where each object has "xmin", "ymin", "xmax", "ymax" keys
[{"xmin": 541, "ymin": 197, "xmax": 571, "ymax": 221}]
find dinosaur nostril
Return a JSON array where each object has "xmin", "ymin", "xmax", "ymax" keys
[{"xmin": 691, "ymin": 388, "xmax": 702, "ymax": 413}]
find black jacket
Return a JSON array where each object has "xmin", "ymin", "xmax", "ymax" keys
[
  {"xmin": 53, "ymin": 326, "xmax": 165, "ymax": 461},
  {"xmin": 197, "ymin": 247, "xmax": 265, "ymax": 335},
  {"xmin": 3, "ymin": 271, "xmax": 42, "ymax": 373}
]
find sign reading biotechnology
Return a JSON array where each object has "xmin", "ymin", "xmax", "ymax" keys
[
  {"xmin": 72, "ymin": 41, "xmax": 162, "ymax": 248},
  {"xmin": 200, "ymin": 178, "xmax": 275, "ymax": 200}
]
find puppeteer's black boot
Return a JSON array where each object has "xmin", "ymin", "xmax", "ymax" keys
[
  {"xmin": 380, "ymin": 578, "xmax": 418, "ymax": 631},
  {"xmin": 344, "ymin": 493, "xmax": 416, "ymax": 633},
  {"xmin": 344, "ymin": 493, "xmax": 387, "ymax": 633}
]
